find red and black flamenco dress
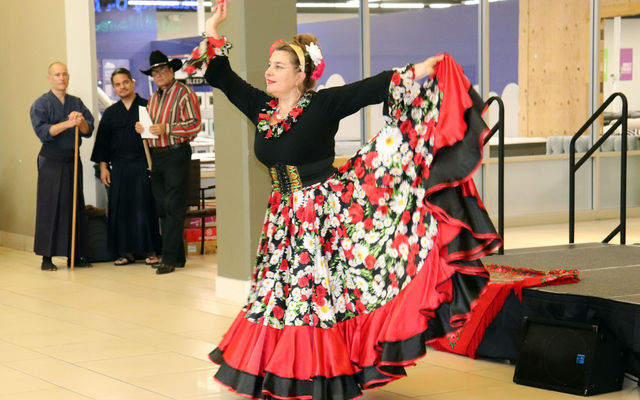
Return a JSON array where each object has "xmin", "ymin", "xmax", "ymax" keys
[{"xmin": 185, "ymin": 37, "xmax": 576, "ymax": 400}]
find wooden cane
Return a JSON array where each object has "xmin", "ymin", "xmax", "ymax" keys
[
  {"xmin": 70, "ymin": 126, "xmax": 79, "ymax": 270},
  {"xmin": 143, "ymin": 140, "xmax": 152, "ymax": 171}
]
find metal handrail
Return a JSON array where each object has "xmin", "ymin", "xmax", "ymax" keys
[
  {"xmin": 569, "ymin": 92, "xmax": 628, "ymax": 244},
  {"xmin": 483, "ymin": 96, "xmax": 504, "ymax": 254}
]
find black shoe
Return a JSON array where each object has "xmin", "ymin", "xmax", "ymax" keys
[
  {"xmin": 155, "ymin": 264, "xmax": 175, "ymax": 275},
  {"xmin": 152, "ymin": 262, "xmax": 184, "ymax": 269},
  {"xmin": 41, "ymin": 257, "xmax": 57, "ymax": 271},
  {"xmin": 67, "ymin": 256, "xmax": 92, "ymax": 268}
]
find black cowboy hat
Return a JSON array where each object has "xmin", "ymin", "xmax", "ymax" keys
[{"xmin": 140, "ymin": 50, "xmax": 183, "ymax": 76}]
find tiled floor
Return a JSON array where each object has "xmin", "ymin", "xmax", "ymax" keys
[{"xmin": 1, "ymin": 218, "xmax": 639, "ymax": 399}]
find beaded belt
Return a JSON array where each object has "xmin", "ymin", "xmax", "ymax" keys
[
  {"xmin": 268, "ymin": 157, "xmax": 336, "ymax": 196},
  {"xmin": 269, "ymin": 164, "xmax": 302, "ymax": 195}
]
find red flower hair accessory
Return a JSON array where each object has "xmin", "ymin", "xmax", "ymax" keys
[
  {"xmin": 269, "ymin": 39, "xmax": 325, "ymax": 80},
  {"xmin": 269, "ymin": 39, "xmax": 286, "ymax": 57},
  {"xmin": 305, "ymin": 42, "xmax": 325, "ymax": 80},
  {"xmin": 311, "ymin": 60, "xmax": 325, "ymax": 81}
]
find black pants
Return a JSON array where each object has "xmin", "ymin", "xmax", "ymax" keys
[{"xmin": 150, "ymin": 144, "xmax": 191, "ymax": 266}]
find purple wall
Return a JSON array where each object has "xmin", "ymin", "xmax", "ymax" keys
[
  {"xmin": 96, "ymin": 0, "xmax": 518, "ymax": 99},
  {"xmin": 299, "ymin": 0, "xmax": 518, "ymax": 94},
  {"xmin": 488, "ymin": 0, "xmax": 519, "ymax": 93},
  {"xmin": 96, "ymin": 7, "xmax": 157, "ymax": 99}
]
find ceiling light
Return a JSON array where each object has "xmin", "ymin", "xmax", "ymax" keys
[
  {"xmin": 296, "ymin": 2, "xmax": 359, "ymax": 8},
  {"xmin": 128, "ymin": 0, "xmax": 179, "ymax": 5},
  {"xmin": 429, "ymin": 3, "xmax": 452, "ymax": 8},
  {"xmin": 296, "ymin": 1, "xmax": 425, "ymax": 9},
  {"xmin": 128, "ymin": 1, "xmax": 213, "ymax": 6},
  {"xmin": 379, "ymin": 2, "xmax": 426, "ymax": 8},
  {"xmin": 463, "ymin": 0, "xmax": 506, "ymax": 4}
]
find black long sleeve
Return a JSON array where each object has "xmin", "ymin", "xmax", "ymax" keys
[{"xmin": 204, "ymin": 55, "xmax": 393, "ymax": 166}]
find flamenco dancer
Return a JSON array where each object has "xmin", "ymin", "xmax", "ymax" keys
[{"xmin": 184, "ymin": 1, "xmax": 577, "ymax": 399}]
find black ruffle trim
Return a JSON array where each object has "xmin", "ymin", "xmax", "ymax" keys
[
  {"xmin": 425, "ymin": 86, "xmax": 500, "ymax": 260},
  {"xmin": 211, "ymin": 348, "xmax": 363, "ymax": 400},
  {"xmin": 210, "ymin": 272, "xmax": 486, "ymax": 400}
]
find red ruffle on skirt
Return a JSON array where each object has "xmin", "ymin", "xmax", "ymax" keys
[
  {"xmin": 208, "ymin": 55, "xmax": 576, "ymax": 400},
  {"xmin": 430, "ymin": 264, "xmax": 580, "ymax": 358}
]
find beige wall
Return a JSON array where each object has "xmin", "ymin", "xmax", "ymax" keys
[
  {"xmin": 0, "ymin": 1, "xmax": 67, "ymax": 248},
  {"xmin": 214, "ymin": 0, "xmax": 297, "ymax": 289},
  {"xmin": 0, "ymin": 0, "xmax": 98, "ymax": 250}
]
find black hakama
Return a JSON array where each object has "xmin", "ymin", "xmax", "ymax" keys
[
  {"xmin": 34, "ymin": 152, "xmax": 89, "ymax": 258},
  {"xmin": 91, "ymin": 95, "xmax": 161, "ymax": 258},
  {"xmin": 107, "ymin": 155, "xmax": 161, "ymax": 257}
]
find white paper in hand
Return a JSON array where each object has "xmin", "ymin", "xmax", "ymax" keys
[{"xmin": 138, "ymin": 106, "xmax": 156, "ymax": 139}]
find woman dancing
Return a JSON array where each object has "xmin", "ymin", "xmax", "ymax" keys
[{"xmin": 184, "ymin": 1, "xmax": 503, "ymax": 398}]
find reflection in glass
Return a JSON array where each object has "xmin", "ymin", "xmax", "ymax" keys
[{"xmin": 298, "ymin": 5, "xmax": 361, "ymax": 157}]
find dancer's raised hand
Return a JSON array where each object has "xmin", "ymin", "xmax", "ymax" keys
[
  {"xmin": 415, "ymin": 54, "xmax": 444, "ymax": 80},
  {"xmin": 205, "ymin": 0, "xmax": 227, "ymax": 39}
]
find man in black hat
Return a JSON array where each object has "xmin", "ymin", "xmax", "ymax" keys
[{"xmin": 135, "ymin": 51, "xmax": 201, "ymax": 275}]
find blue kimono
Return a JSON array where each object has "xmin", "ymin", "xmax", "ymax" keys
[{"xmin": 30, "ymin": 91, "xmax": 94, "ymax": 258}]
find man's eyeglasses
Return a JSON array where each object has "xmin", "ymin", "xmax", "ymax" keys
[{"xmin": 151, "ymin": 65, "xmax": 171, "ymax": 77}]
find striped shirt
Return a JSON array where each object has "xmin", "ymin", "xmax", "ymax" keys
[{"xmin": 146, "ymin": 79, "xmax": 201, "ymax": 148}]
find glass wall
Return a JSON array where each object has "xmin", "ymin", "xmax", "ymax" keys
[
  {"xmin": 95, "ymin": 1, "xmax": 214, "ymax": 146},
  {"xmin": 368, "ymin": 2, "xmax": 480, "ymax": 139},
  {"xmin": 93, "ymin": 0, "xmax": 640, "ymax": 222},
  {"xmin": 297, "ymin": 5, "xmax": 361, "ymax": 157}
]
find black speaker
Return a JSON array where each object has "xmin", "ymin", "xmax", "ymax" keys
[{"xmin": 513, "ymin": 317, "xmax": 625, "ymax": 396}]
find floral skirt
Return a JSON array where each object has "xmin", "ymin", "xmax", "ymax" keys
[{"xmin": 210, "ymin": 56, "xmax": 514, "ymax": 399}]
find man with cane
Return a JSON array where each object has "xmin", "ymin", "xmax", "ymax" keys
[{"xmin": 30, "ymin": 61, "xmax": 94, "ymax": 270}]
